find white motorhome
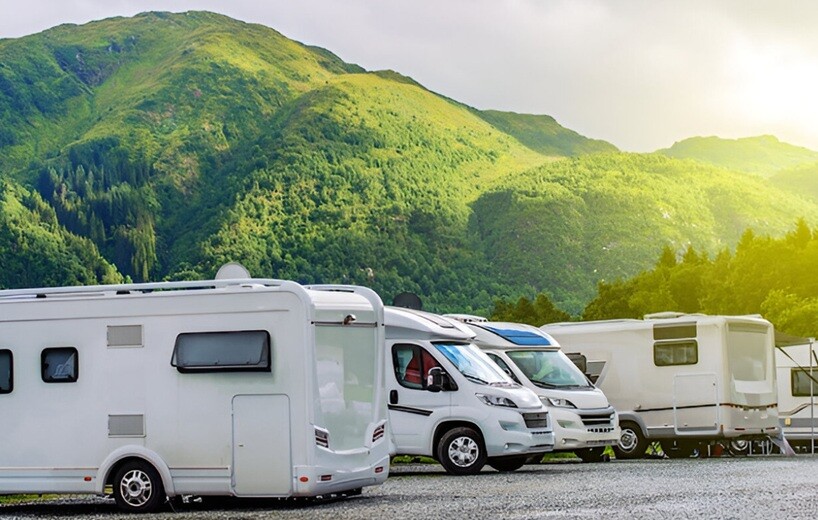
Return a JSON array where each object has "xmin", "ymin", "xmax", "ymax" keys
[
  {"xmin": 0, "ymin": 272, "xmax": 389, "ymax": 512},
  {"xmin": 385, "ymin": 307, "xmax": 554, "ymax": 474},
  {"xmin": 775, "ymin": 336, "xmax": 818, "ymax": 452},
  {"xmin": 447, "ymin": 317, "xmax": 619, "ymax": 463},
  {"xmin": 542, "ymin": 313, "xmax": 779, "ymax": 459}
]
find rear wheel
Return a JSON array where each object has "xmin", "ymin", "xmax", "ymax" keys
[
  {"xmin": 112, "ymin": 460, "xmax": 165, "ymax": 513},
  {"xmin": 613, "ymin": 422, "xmax": 648, "ymax": 460},
  {"xmin": 661, "ymin": 439, "xmax": 698, "ymax": 459},
  {"xmin": 437, "ymin": 427, "xmax": 487, "ymax": 475},
  {"xmin": 576, "ymin": 447, "xmax": 607, "ymax": 463},
  {"xmin": 728, "ymin": 439, "xmax": 750, "ymax": 456},
  {"xmin": 488, "ymin": 455, "xmax": 527, "ymax": 472}
]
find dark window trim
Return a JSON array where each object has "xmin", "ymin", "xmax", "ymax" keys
[
  {"xmin": 0, "ymin": 349, "xmax": 12, "ymax": 394},
  {"xmin": 653, "ymin": 340, "xmax": 698, "ymax": 367},
  {"xmin": 171, "ymin": 330, "xmax": 271, "ymax": 373},
  {"xmin": 41, "ymin": 347, "xmax": 79, "ymax": 383}
]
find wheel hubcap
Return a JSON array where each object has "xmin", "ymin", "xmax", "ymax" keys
[
  {"xmin": 120, "ymin": 469, "xmax": 152, "ymax": 507},
  {"xmin": 620, "ymin": 429, "xmax": 638, "ymax": 452},
  {"xmin": 448, "ymin": 436, "xmax": 479, "ymax": 467}
]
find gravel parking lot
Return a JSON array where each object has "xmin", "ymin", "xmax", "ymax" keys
[{"xmin": 3, "ymin": 457, "xmax": 818, "ymax": 519}]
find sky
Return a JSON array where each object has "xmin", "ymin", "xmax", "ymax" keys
[{"xmin": 1, "ymin": 0, "xmax": 817, "ymax": 152}]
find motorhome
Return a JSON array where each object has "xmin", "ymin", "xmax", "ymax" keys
[
  {"xmin": 542, "ymin": 313, "xmax": 779, "ymax": 459},
  {"xmin": 446, "ymin": 316, "xmax": 619, "ymax": 463},
  {"xmin": 385, "ymin": 307, "xmax": 554, "ymax": 474},
  {"xmin": 0, "ymin": 269, "xmax": 389, "ymax": 512},
  {"xmin": 775, "ymin": 336, "xmax": 818, "ymax": 452}
]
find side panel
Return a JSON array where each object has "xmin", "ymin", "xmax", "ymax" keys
[
  {"xmin": 232, "ymin": 394, "xmax": 291, "ymax": 496},
  {"xmin": 673, "ymin": 373, "xmax": 719, "ymax": 434}
]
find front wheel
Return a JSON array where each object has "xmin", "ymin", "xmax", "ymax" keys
[
  {"xmin": 576, "ymin": 447, "xmax": 607, "ymax": 463},
  {"xmin": 113, "ymin": 460, "xmax": 165, "ymax": 513},
  {"xmin": 437, "ymin": 427, "xmax": 487, "ymax": 475},
  {"xmin": 613, "ymin": 422, "xmax": 648, "ymax": 460},
  {"xmin": 488, "ymin": 455, "xmax": 527, "ymax": 472}
]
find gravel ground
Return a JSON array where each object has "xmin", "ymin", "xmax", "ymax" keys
[{"xmin": 3, "ymin": 457, "xmax": 818, "ymax": 519}]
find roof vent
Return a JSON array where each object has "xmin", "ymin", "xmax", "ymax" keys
[{"xmin": 644, "ymin": 311, "xmax": 686, "ymax": 320}]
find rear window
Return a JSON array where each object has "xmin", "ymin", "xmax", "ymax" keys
[
  {"xmin": 171, "ymin": 330, "xmax": 271, "ymax": 372},
  {"xmin": 42, "ymin": 347, "xmax": 79, "ymax": 383},
  {"xmin": 654, "ymin": 340, "xmax": 698, "ymax": 366}
]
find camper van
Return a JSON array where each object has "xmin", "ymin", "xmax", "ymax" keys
[
  {"xmin": 542, "ymin": 313, "xmax": 779, "ymax": 459},
  {"xmin": 0, "ymin": 272, "xmax": 389, "ymax": 512},
  {"xmin": 775, "ymin": 338, "xmax": 818, "ymax": 452},
  {"xmin": 385, "ymin": 307, "xmax": 554, "ymax": 474},
  {"xmin": 446, "ymin": 316, "xmax": 619, "ymax": 463}
]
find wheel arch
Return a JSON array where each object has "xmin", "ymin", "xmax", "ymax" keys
[
  {"xmin": 96, "ymin": 445, "xmax": 175, "ymax": 497},
  {"xmin": 432, "ymin": 420, "xmax": 484, "ymax": 455},
  {"xmin": 617, "ymin": 413, "xmax": 648, "ymax": 438}
]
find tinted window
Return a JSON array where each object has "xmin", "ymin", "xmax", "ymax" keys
[
  {"xmin": 42, "ymin": 347, "xmax": 79, "ymax": 383},
  {"xmin": 171, "ymin": 331, "xmax": 271, "ymax": 372},
  {"xmin": 792, "ymin": 368, "xmax": 817, "ymax": 397},
  {"xmin": 0, "ymin": 350, "xmax": 12, "ymax": 393},
  {"xmin": 654, "ymin": 340, "xmax": 698, "ymax": 366}
]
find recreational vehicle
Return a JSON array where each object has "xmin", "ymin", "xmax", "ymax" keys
[
  {"xmin": 446, "ymin": 316, "xmax": 619, "ymax": 463},
  {"xmin": 775, "ymin": 336, "xmax": 818, "ymax": 452},
  {"xmin": 0, "ymin": 270, "xmax": 389, "ymax": 512},
  {"xmin": 385, "ymin": 307, "xmax": 554, "ymax": 474},
  {"xmin": 542, "ymin": 313, "xmax": 779, "ymax": 459}
]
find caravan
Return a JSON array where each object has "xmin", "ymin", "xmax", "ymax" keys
[
  {"xmin": 775, "ymin": 337, "xmax": 818, "ymax": 452},
  {"xmin": 0, "ymin": 271, "xmax": 389, "ymax": 512},
  {"xmin": 385, "ymin": 307, "xmax": 554, "ymax": 474},
  {"xmin": 446, "ymin": 316, "xmax": 619, "ymax": 462},
  {"xmin": 542, "ymin": 313, "xmax": 779, "ymax": 459}
]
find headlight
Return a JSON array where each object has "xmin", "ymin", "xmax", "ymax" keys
[
  {"xmin": 542, "ymin": 396, "xmax": 577, "ymax": 409},
  {"xmin": 476, "ymin": 393, "xmax": 518, "ymax": 408}
]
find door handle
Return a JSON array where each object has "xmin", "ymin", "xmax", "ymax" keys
[{"xmin": 389, "ymin": 389, "xmax": 398, "ymax": 404}]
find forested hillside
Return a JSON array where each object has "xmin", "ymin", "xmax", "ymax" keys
[
  {"xmin": 658, "ymin": 135, "xmax": 818, "ymax": 178},
  {"xmin": 2, "ymin": 11, "xmax": 818, "ymax": 315}
]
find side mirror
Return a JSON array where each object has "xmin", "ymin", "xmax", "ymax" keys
[{"xmin": 427, "ymin": 367, "xmax": 444, "ymax": 392}]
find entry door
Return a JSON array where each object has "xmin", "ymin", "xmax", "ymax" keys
[
  {"xmin": 388, "ymin": 344, "xmax": 452, "ymax": 452},
  {"xmin": 232, "ymin": 394, "xmax": 291, "ymax": 496},
  {"xmin": 673, "ymin": 373, "xmax": 719, "ymax": 435}
]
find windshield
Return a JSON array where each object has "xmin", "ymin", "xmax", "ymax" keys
[
  {"xmin": 506, "ymin": 349, "xmax": 591, "ymax": 388},
  {"xmin": 435, "ymin": 343, "xmax": 513, "ymax": 385}
]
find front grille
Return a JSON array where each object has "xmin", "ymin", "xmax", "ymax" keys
[
  {"xmin": 580, "ymin": 410, "xmax": 615, "ymax": 433},
  {"xmin": 523, "ymin": 412, "xmax": 548, "ymax": 429}
]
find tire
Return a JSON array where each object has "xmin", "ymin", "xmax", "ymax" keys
[
  {"xmin": 436, "ymin": 427, "xmax": 487, "ymax": 475},
  {"xmin": 576, "ymin": 447, "xmax": 607, "ymax": 463},
  {"xmin": 612, "ymin": 422, "xmax": 648, "ymax": 460},
  {"xmin": 488, "ymin": 455, "xmax": 527, "ymax": 472},
  {"xmin": 112, "ymin": 460, "xmax": 165, "ymax": 513},
  {"xmin": 728, "ymin": 439, "xmax": 750, "ymax": 457},
  {"xmin": 661, "ymin": 439, "xmax": 698, "ymax": 459}
]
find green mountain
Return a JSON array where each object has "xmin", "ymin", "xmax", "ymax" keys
[
  {"xmin": 770, "ymin": 162, "xmax": 818, "ymax": 202},
  {"xmin": 1, "ymin": 11, "xmax": 818, "ymax": 315},
  {"xmin": 658, "ymin": 135, "xmax": 818, "ymax": 178}
]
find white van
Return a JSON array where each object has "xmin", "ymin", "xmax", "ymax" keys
[
  {"xmin": 775, "ymin": 336, "xmax": 818, "ymax": 452},
  {"xmin": 447, "ymin": 317, "xmax": 619, "ymax": 462},
  {"xmin": 0, "ymin": 271, "xmax": 389, "ymax": 512},
  {"xmin": 385, "ymin": 307, "xmax": 554, "ymax": 474},
  {"xmin": 543, "ymin": 313, "xmax": 779, "ymax": 459}
]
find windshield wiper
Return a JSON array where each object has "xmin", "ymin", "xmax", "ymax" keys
[
  {"xmin": 531, "ymin": 380, "xmax": 558, "ymax": 389},
  {"xmin": 463, "ymin": 373, "xmax": 489, "ymax": 385}
]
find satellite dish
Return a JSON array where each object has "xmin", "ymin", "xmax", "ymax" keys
[
  {"xmin": 215, "ymin": 262, "xmax": 251, "ymax": 280},
  {"xmin": 393, "ymin": 292, "xmax": 422, "ymax": 310}
]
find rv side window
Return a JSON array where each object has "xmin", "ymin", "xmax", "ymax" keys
[
  {"xmin": 486, "ymin": 353, "xmax": 521, "ymax": 384},
  {"xmin": 41, "ymin": 347, "xmax": 79, "ymax": 383},
  {"xmin": 0, "ymin": 350, "xmax": 12, "ymax": 393},
  {"xmin": 792, "ymin": 368, "xmax": 817, "ymax": 397},
  {"xmin": 654, "ymin": 340, "xmax": 697, "ymax": 366},
  {"xmin": 171, "ymin": 330, "xmax": 271, "ymax": 372},
  {"xmin": 392, "ymin": 344, "xmax": 440, "ymax": 390}
]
